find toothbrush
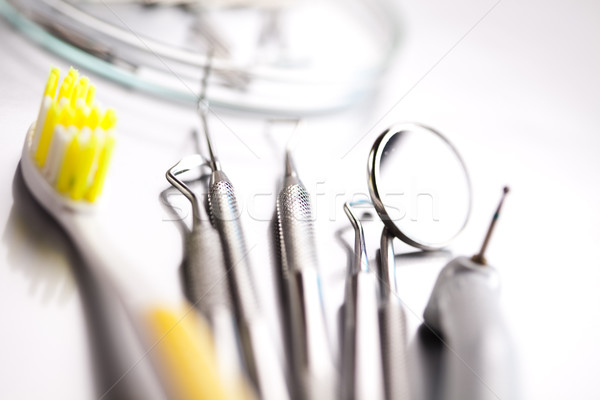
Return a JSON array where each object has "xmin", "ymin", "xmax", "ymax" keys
[{"xmin": 21, "ymin": 67, "xmax": 229, "ymax": 400}]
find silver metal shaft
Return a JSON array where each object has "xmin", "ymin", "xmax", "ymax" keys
[
  {"xmin": 472, "ymin": 186, "xmax": 510, "ymax": 265},
  {"xmin": 201, "ymin": 126, "xmax": 290, "ymax": 400},
  {"xmin": 343, "ymin": 202, "xmax": 370, "ymax": 275},
  {"xmin": 166, "ymin": 156, "xmax": 254, "ymax": 398},
  {"xmin": 276, "ymin": 151, "xmax": 337, "ymax": 400},
  {"xmin": 341, "ymin": 202, "xmax": 385, "ymax": 400},
  {"xmin": 166, "ymin": 155, "xmax": 230, "ymax": 314},
  {"xmin": 378, "ymin": 228, "xmax": 411, "ymax": 400}
]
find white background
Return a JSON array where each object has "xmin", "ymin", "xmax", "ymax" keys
[{"xmin": 0, "ymin": 0, "xmax": 599, "ymax": 399}]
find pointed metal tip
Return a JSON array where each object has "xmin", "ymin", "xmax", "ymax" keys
[
  {"xmin": 284, "ymin": 150, "xmax": 297, "ymax": 178},
  {"xmin": 199, "ymin": 111, "xmax": 220, "ymax": 172},
  {"xmin": 472, "ymin": 186, "xmax": 510, "ymax": 265}
]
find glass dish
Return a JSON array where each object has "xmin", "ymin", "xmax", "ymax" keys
[{"xmin": 0, "ymin": 0, "xmax": 401, "ymax": 114}]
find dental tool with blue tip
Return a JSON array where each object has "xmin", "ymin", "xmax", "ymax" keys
[
  {"xmin": 276, "ymin": 150, "xmax": 337, "ymax": 400},
  {"xmin": 423, "ymin": 187, "xmax": 519, "ymax": 400},
  {"xmin": 341, "ymin": 201, "xmax": 385, "ymax": 400}
]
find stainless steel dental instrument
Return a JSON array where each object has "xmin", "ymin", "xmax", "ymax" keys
[
  {"xmin": 199, "ymin": 112, "xmax": 290, "ymax": 400},
  {"xmin": 167, "ymin": 154, "xmax": 229, "ymax": 318},
  {"xmin": 423, "ymin": 187, "xmax": 518, "ymax": 400},
  {"xmin": 166, "ymin": 155, "xmax": 256, "ymax": 400},
  {"xmin": 367, "ymin": 122, "xmax": 472, "ymax": 250},
  {"xmin": 276, "ymin": 151, "xmax": 337, "ymax": 400},
  {"xmin": 362, "ymin": 122, "xmax": 473, "ymax": 398},
  {"xmin": 341, "ymin": 201, "xmax": 385, "ymax": 400},
  {"xmin": 378, "ymin": 227, "xmax": 411, "ymax": 400}
]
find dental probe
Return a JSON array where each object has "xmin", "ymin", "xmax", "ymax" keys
[
  {"xmin": 200, "ymin": 110, "xmax": 290, "ymax": 400},
  {"xmin": 341, "ymin": 202, "xmax": 385, "ymax": 400},
  {"xmin": 166, "ymin": 156, "xmax": 256, "ymax": 400},
  {"xmin": 423, "ymin": 187, "xmax": 518, "ymax": 400},
  {"xmin": 378, "ymin": 228, "xmax": 411, "ymax": 400},
  {"xmin": 276, "ymin": 151, "xmax": 337, "ymax": 400}
]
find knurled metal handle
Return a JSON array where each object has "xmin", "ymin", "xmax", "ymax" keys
[
  {"xmin": 208, "ymin": 176, "xmax": 259, "ymax": 320},
  {"xmin": 184, "ymin": 224, "xmax": 232, "ymax": 317},
  {"xmin": 379, "ymin": 298, "xmax": 411, "ymax": 400},
  {"xmin": 277, "ymin": 183, "xmax": 319, "ymax": 272}
]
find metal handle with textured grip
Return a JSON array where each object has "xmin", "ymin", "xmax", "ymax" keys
[
  {"xmin": 423, "ymin": 256, "xmax": 519, "ymax": 400},
  {"xmin": 208, "ymin": 170, "xmax": 290, "ymax": 400},
  {"xmin": 185, "ymin": 223, "xmax": 259, "ymax": 400},
  {"xmin": 208, "ymin": 170, "xmax": 259, "ymax": 319},
  {"xmin": 277, "ymin": 183, "xmax": 319, "ymax": 272},
  {"xmin": 379, "ymin": 298, "xmax": 411, "ymax": 400},
  {"xmin": 184, "ymin": 224, "xmax": 231, "ymax": 316},
  {"xmin": 277, "ymin": 182, "xmax": 337, "ymax": 400}
]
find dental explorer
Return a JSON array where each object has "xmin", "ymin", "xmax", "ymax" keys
[
  {"xmin": 378, "ymin": 227, "xmax": 411, "ymax": 400},
  {"xmin": 199, "ymin": 107, "xmax": 290, "ymax": 400},
  {"xmin": 423, "ymin": 187, "xmax": 518, "ymax": 400},
  {"xmin": 341, "ymin": 202, "xmax": 385, "ymax": 400},
  {"xmin": 166, "ymin": 155, "xmax": 256, "ymax": 400},
  {"xmin": 276, "ymin": 151, "xmax": 337, "ymax": 400}
]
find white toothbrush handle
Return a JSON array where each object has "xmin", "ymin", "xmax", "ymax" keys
[
  {"xmin": 67, "ymin": 213, "xmax": 166, "ymax": 307},
  {"xmin": 66, "ymin": 214, "xmax": 230, "ymax": 400}
]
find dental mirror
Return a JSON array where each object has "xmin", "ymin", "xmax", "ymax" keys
[{"xmin": 368, "ymin": 123, "xmax": 472, "ymax": 250}]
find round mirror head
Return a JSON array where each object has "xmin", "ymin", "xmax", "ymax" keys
[{"xmin": 368, "ymin": 123, "xmax": 472, "ymax": 250}]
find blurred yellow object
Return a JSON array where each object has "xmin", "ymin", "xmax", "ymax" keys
[{"xmin": 147, "ymin": 308, "xmax": 230, "ymax": 400}]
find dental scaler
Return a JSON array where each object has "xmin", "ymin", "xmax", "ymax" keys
[{"xmin": 423, "ymin": 187, "xmax": 519, "ymax": 400}]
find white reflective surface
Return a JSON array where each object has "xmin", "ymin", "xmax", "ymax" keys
[{"xmin": 0, "ymin": 0, "xmax": 599, "ymax": 398}]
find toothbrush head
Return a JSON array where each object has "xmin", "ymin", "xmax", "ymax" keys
[{"xmin": 22, "ymin": 67, "xmax": 117, "ymax": 212}]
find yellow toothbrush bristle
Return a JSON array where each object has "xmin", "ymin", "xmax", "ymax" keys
[
  {"xmin": 56, "ymin": 135, "xmax": 80, "ymax": 194},
  {"xmin": 34, "ymin": 102, "xmax": 59, "ymax": 166},
  {"xmin": 74, "ymin": 105, "xmax": 87, "ymax": 129},
  {"xmin": 88, "ymin": 106, "xmax": 101, "ymax": 130},
  {"xmin": 44, "ymin": 68, "xmax": 60, "ymax": 97},
  {"xmin": 71, "ymin": 131, "xmax": 99, "ymax": 200},
  {"xmin": 100, "ymin": 109, "xmax": 117, "ymax": 131},
  {"xmin": 57, "ymin": 105, "xmax": 74, "ymax": 127},
  {"xmin": 58, "ymin": 76, "xmax": 73, "ymax": 101},
  {"xmin": 70, "ymin": 77, "xmax": 89, "ymax": 108},
  {"xmin": 31, "ymin": 67, "xmax": 117, "ymax": 203},
  {"xmin": 58, "ymin": 68, "xmax": 79, "ymax": 101},
  {"xmin": 86, "ymin": 85, "xmax": 96, "ymax": 107},
  {"xmin": 85, "ymin": 132, "xmax": 115, "ymax": 202}
]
